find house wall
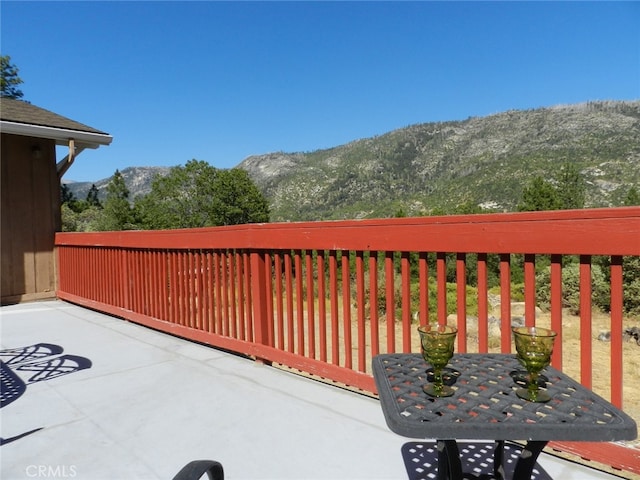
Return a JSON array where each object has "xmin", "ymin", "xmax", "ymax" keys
[{"xmin": 1, "ymin": 133, "xmax": 61, "ymax": 304}]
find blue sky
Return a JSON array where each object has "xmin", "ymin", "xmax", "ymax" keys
[{"xmin": 2, "ymin": 1, "xmax": 639, "ymax": 182}]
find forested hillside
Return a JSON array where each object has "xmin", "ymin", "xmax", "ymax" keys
[
  {"xmin": 67, "ymin": 100, "xmax": 639, "ymax": 221},
  {"xmin": 239, "ymin": 100, "xmax": 639, "ymax": 220}
]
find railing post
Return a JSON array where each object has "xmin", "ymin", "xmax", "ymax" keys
[{"xmin": 250, "ymin": 249, "xmax": 271, "ymax": 363}]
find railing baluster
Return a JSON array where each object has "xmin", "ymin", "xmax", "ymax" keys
[
  {"xmin": 610, "ymin": 255, "xmax": 623, "ymax": 408},
  {"xmin": 264, "ymin": 252, "xmax": 274, "ymax": 346},
  {"xmin": 274, "ymin": 253, "xmax": 284, "ymax": 350},
  {"xmin": 295, "ymin": 250, "xmax": 304, "ymax": 355},
  {"xmin": 236, "ymin": 251, "xmax": 245, "ymax": 340},
  {"xmin": 329, "ymin": 250, "xmax": 340, "ymax": 364},
  {"xmin": 342, "ymin": 250, "xmax": 352, "ymax": 369},
  {"xmin": 580, "ymin": 255, "xmax": 593, "ymax": 389},
  {"xmin": 285, "ymin": 251, "xmax": 294, "ymax": 353},
  {"xmin": 437, "ymin": 252, "xmax": 447, "ymax": 326},
  {"xmin": 500, "ymin": 254, "xmax": 512, "ymax": 353},
  {"xmin": 221, "ymin": 251, "xmax": 230, "ymax": 336},
  {"xmin": 385, "ymin": 251, "xmax": 395, "ymax": 353},
  {"xmin": 356, "ymin": 251, "xmax": 366, "ymax": 371},
  {"xmin": 418, "ymin": 252, "xmax": 429, "ymax": 327},
  {"xmin": 180, "ymin": 251, "xmax": 188, "ymax": 326},
  {"xmin": 524, "ymin": 253, "xmax": 536, "ymax": 327},
  {"xmin": 243, "ymin": 251, "xmax": 252, "ymax": 342},
  {"xmin": 305, "ymin": 250, "xmax": 315, "ymax": 359},
  {"xmin": 214, "ymin": 251, "xmax": 222, "ymax": 334},
  {"xmin": 477, "ymin": 253, "xmax": 489, "ymax": 353},
  {"xmin": 401, "ymin": 251, "xmax": 412, "ymax": 353},
  {"xmin": 550, "ymin": 254, "xmax": 563, "ymax": 369},
  {"xmin": 317, "ymin": 251, "xmax": 327, "ymax": 362},
  {"xmin": 456, "ymin": 253, "xmax": 467, "ymax": 353},
  {"xmin": 369, "ymin": 251, "xmax": 380, "ymax": 359}
]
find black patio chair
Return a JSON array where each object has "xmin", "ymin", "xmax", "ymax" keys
[{"xmin": 172, "ymin": 460, "xmax": 224, "ymax": 480}]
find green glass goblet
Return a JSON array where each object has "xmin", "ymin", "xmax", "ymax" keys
[
  {"xmin": 418, "ymin": 324, "xmax": 458, "ymax": 397},
  {"xmin": 512, "ymin": 326, "xmax": 557, "ymax": 403}
]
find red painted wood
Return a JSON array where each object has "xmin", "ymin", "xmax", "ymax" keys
[
  {"xmin": 500, "ymin": 254, "xmax": 511, "ymax": 353},
  {"xmin": 214, "ymin": 252, "xmax": 223, "ymax": 335},
  {"xmin": 356, "ymin": 251, "xmax": 366, "ymax": 371},
  {"xmin": 418, "ymin": 252, "xmax": 429, "ymax": 327},
  {"xmin": 329, "ymin": 251, "xmax": 340, "ymax": 364},
  {"xmin": 341, "ymin": 251, "xmax": 352, "ymax": 369},
  {"xmin": 456, "ymin": 253, "xmax": 467, "ymax": 353},
  {"xmin": 250, "ymin": 251, "xmax": 269, "ymax": 358},
  {"xmin": 437, "ymin": 252, "xmax": 446, "ymax": 326},
  {"xmin": 385, "ymin": 252, "xmax": 395, "ymax": 352},
  {"xmin": 550, "ymin": 255, "xmax": 563, "ymax": 369},
  {"xmin": 55, "ymin": 207, "xmax": 640, "ymax": 255},
  {"xmin": 237, "ymin": 252, "xmax": 246, "ymax": 340},
  {"xmin": 317, "ymin": 252, "xmax": 327, "ymax": 362},
  {"xmin": 264, "ymin": 254, "xmax": 273, "ymax": 345},
  {"xmin": 284, "ymin": 252, "xmax": 294, "ymax": 353},
  {"xmin": 206, "ymin": 252, "xmax": 214, "ymax": 334},
  {"xmin": 580, "ymin": 256, "xmax": 593, "ymax": 389},
  {"xmin": 295, "ymin": 251, "xmax": 304, "ymax": 356},
  {"xmin": 549, "ymin": 441, "xmax": 640, "ymax": 475},
  {"xmin": 477, "ymin": 253, "xmax": 488, "ymax": 353},
  {"xmin": 610, "ymin": 256, "xmax": 623, "ymax": 408},
  {"xmin": 524, "ymin": 254, "xmax": 536, "ymax": 327},
  {"xmin": 274, "ymin": 253, "xmax": 284, "ymax": 349},
  {"xmin": 305, "ymin": 250, "xmax": 316, "ymax": 360},
  {"xmin": 401, "ymin": 252, "xmax": 412, "ymax": 353},
  {"xmin": 369, "ymin": 252, "xmax": 380, "ymax": 358}
]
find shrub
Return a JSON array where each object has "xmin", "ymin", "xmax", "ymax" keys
[
  {"xmin": 622, "ymin": 257, "xmax": 640, "ymax": 317},
  {"xmin": 536, "ymin": 263, "xmax": 610, "ymax": 315}
]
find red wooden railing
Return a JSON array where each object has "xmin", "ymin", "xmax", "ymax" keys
[{"xmin": 55, "ymin": 207, "xmax": 640, "ymax": 474}]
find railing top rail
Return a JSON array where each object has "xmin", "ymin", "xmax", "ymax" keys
[{"xmin": 55, "ymin": 207, "xmax": 640, "ymax": 256}]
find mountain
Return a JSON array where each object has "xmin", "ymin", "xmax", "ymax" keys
[
  {"xmin": 239, "ymin": 100, "xmax": 640, "ymax": 221},
  {"xmin": 66, "ymin": 101, "xmax": 639, "ymax": 221},
  {"xmin": 64, "ymin": 166, "xmax": 172, "ymax": 202}
]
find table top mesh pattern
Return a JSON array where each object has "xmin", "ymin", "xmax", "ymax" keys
[{"xmin": 373, "ymin": 353, "xmax": 637, "ymax": 442}]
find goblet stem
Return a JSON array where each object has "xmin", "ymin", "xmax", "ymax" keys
[
  {"xmin": 433, "ymin": 367, "xmax": 444, "ymax": 395},
  {"xmin": 528, "ymin": 371, "xmax": 540, "ymax": 402}
]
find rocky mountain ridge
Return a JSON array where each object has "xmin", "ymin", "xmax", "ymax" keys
[
  {"xmin": 66, "ymin": 100, "xmax": 640, "ymax": 221},
  {"xmin": 64, "ymin": 166, "xmax": 171, "ymax": 202}
]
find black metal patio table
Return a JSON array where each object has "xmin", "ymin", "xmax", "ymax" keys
[{"xmin": 372, "ymin": 353, "xmax": 637, "ymax": 480}]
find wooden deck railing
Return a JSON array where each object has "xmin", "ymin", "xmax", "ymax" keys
[{"xmin": 55, "ymin": 207, "xmax": 640, "ymax": 474}]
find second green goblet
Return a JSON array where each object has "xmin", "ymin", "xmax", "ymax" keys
[
  {"xmin": 418, "ymin": 324, "xmax": 458, "ymax": 397},
  {"xmin": 512, "ymin": 326, "xmax": 557, "ymax": 403}
]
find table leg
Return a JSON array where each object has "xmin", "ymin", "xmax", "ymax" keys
[
  {"xmin": 436, "ymin": 440, "xmax": 463, "ymax": 480},
  {"xmin": 512, "ymin": 441, "xmax": 548, "ymax": 480},
  {"xmin": 494, "ymin": 440, "xmax": 505, "ymax": 480}
]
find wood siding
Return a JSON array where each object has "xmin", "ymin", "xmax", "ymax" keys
[{"xmin": 1, "ymin": 133, "xmax": 60, "ymax": 304}]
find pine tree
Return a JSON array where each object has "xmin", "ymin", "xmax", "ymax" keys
[
  {"xmin": 623, "ymin": 186, "xmax": 640, "ymax": 206},
  {"xmin": 1, "ymin": 55, "xmax": 24, "ymax": 99},
  {"xmin": 61, "ymin": 184, "xmax": 75, "ymax": 204},
  {"xmin": 85, "ymin": 184, "xmax": 102, "ymax": 208},
  {"xmin": 98, "ymin": 170, "xmax": 134, "ymax": 230},
  {"xmin": 517, "ymin": 177, "xmax": 561, "ymax": 212},
  {"xmin": 554, "ymin": 163, "xmax": 585, "ymax": 210}
]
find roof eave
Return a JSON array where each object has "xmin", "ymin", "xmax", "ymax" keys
[{"xmin": 0, "ymin": 120, "xmax": 113, "ymax": 149}]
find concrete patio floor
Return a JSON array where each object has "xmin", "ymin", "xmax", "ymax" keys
[{"xmin": 0, "ymin": 300, "xmax": 628, "ymax": 480}]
